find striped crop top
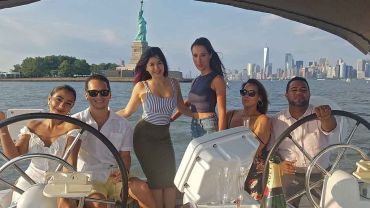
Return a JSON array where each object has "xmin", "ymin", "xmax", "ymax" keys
[{"xmin": 141, "ymin": 79, "xmax": 177, "ymax": 125}]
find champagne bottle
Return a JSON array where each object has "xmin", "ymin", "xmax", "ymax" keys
[{"xmin": 261, "ymin": 156, "xmax": 287, "ymax": 208}]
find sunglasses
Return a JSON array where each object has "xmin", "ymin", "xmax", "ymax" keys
[
  {"xmin": 240, "ymin": 89, "xmax": 257, "ymax": 97},
  {"xmin": 87, "ymin": 89, "xmax": 110, "ymax": 97}
]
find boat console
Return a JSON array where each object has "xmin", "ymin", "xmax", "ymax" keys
[{"xmin": 174, "ymin": 127, "xmax": 260, "ymax": 207}]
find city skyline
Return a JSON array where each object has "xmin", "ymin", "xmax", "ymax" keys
[
  {"xmin": 228, "ymin": 51, "xmax": 370, "ymax": 81},
  {"xmin": 0, "ymin": 0, "xmax": 369, "ymax": 76}
]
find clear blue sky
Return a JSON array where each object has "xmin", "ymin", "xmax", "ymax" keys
[{"xmin": 1, "ymin": 0, "xmax": 369, "ymax": 77}]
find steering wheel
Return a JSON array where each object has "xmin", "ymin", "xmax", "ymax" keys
[
  {"xmin": 262, "ymin": 110, "xmax": 370, "ymax": 207},
  {"xmin": 0, "ymin": 113, "xmax": 129, "ymax": 208}
]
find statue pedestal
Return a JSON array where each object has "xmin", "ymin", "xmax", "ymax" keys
[{"xmin": 127, "ymin": 41, "xmax": 149, "ymax": 70}]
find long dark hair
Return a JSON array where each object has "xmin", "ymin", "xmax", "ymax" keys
[
  {"xmin": 191, "ymin": 37, "xmax": 225, "ymax": 77},
  {"xmin": 134, "ymin": 47, "xmax": 169, "ymax": 84},
  {"xmin": 241, "ymin": 79, "xmax": 269, "ymax": 114}
]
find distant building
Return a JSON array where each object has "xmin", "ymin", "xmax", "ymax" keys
[
  {"xmin": 263, "ymin": 47, "xmax": 269, "ymax": 79},
  {"xmin": 327, "ymin": 66, "xmax": 337, "ymax": 79},
  {"xmin": 255, "ymin": 65, "xmax": 261, "ymax": 74},
  {"xmin": 168, "ymin": 71, "xmax": 183, "ymax": 80},
  {"xmin": 357, "ymin": 59, "xmax": 366, "ymax": 79},
  {"xmin": 346, "ymin": 65, "xmax": 354, "ymax": 79},
  {"xmin": 357, "ymin": 71, "xmax": 365, "ymax": 79},
  {"xmin": 296, "ymin": 61, "xmax": 304, "ymax": 70},
  {"xmin": 306, "ymin": 67, "xmax": 315, "ymax": 79},
  {"xmin": 295, "ymin": 60, "xmax": 304, "ymax": 77},
  {"xmin": 338, "ymin": 58, "xmax": 347, "ymax": 79},
  {"xmin": 247, "ymin": 63, "xmax": 255, "ymax": 78},
  {"xmin": 319, "ymin": 58, "xmax": 329, "ymax": 67},
  {"xmin": 348, "ymin": 66, "xmax": 357, "ymax": 78},
  {"xmin": 267, "ymin": 63, "xmax": 272, "ymax": 78},
  {"xmin": 102, "ymin": 70, "xmax": 121, "ymax": 77},
  {"xmin": 365, "ymin": 61, "xmax": 370, "ymax": 77},
  {"xmin": 277, "ymin": 68, "xmax": 283, "ymax": 79},
  {"xmin": 0, "ymin": 71, "xmax": 21, "ymax": 78},
  {"xmin": 102, "ymin": 69, "xmax": 134, "ymax": 78},
  {"xmin": 285, "ymin": 53, "xmax": 294, "ymax": 78},
  {"xmin": 299, "ymin": 68, "xmax": 306, "ymax": 77}
]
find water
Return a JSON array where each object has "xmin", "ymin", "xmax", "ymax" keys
[{"xmin": 0, "ymin": 80, "xmax": 370, "ymax": 185}]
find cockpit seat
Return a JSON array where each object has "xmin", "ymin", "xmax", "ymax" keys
[{"xmin": 321, "ymin": 169, "xmax": 370, "ymax": 208}]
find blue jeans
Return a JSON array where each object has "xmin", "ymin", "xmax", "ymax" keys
[{"xmin": 191, "ymin": 115, "xmax": 218, "ymax": 138}]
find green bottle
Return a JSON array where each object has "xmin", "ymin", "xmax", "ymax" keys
[{"xmin": 261, "ymin": 156, "xmax": 287, "ymax": 208}]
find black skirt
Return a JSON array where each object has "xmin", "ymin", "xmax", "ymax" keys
[{"xmin": 133, "ymin": 119, "xmax": 176, "ymax": 189}]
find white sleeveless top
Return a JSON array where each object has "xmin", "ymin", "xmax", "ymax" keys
[
  {"xmin": 19, "ymin": 126, "xmax": 80, "ymax": 173},
  {"xmin": 12, "ymin": 127, "xmax": 80, "ymax": 203}
]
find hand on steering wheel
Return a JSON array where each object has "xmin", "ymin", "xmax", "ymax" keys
[
  {"xmin": 280, "ymin": 160, "xmax": 297, "ymax": 175},
  {"xmin": 314, "ymin": 105, "xmax": 332, "ymax": 121}
]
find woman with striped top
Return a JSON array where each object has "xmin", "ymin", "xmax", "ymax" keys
[{"xmin": 117, "ymin": 47, "xmax": 192, "ymax": 208}]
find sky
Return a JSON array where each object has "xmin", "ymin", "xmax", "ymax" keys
[{"xmin": 0, "ymin": 0, "xmax": 369, "ymax": 77}]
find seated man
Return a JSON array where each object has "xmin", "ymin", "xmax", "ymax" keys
[
  {"xmin": 73, "ymin": 74, "xmax": 155, "ymax": 208},
  {"xmin": 270, "ymin": 77, "xmax": 337, "ymax": 207}
]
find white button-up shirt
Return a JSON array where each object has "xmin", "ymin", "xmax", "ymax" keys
[
  {"xmin": 73, "ymin": 108, "xmax": 133, "ymax": 182},
  {"xmin": 270, "ymin": 105, "xmax": 336, "ymax": 170}
]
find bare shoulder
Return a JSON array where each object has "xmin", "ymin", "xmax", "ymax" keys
[
  {"xmin": 134, "ymin": 81, "xmax": 145, "ymax": 90},
  {"xmin": 64, "ymin": 122, "xmax": 80, "ymax": 131},
  {"xmin": 213, "ymin": 75, "xmax": 226, "ymax": 84},
  {"xmin": 256, "ymin": 114, "xmax": 271, "ymax": 125},
  {"xmin": 133, "ymin": 82, "xmax": 146, "ymax": 95},
  {"xmin": 211, "ymin": 75, "xmax": 226, "ymax": 90},
  {"xmin": 26, "ymin": 120, "xmax": 42, "ymax": 130}
]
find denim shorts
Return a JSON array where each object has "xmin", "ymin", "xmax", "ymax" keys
[{"xmin": 191, "ymin": 115, "xmax": 218, "ymax": 138}]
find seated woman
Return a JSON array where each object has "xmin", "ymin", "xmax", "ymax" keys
[
  {"xmin": 0, "ymin": 85, "xmax": 79, "ymax": 208},
  {"xmin": 226, "ymin": 79, "xmax": 271, "ymax": 200}
]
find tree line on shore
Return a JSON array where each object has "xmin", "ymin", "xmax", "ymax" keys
[{"xmin": 12, "ymin": 55, "xmax": 118, "ymax": 77}]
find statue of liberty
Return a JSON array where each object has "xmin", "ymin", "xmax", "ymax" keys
[{"xmin": 135, "ymin": 0, "xmax": 147, "ymax": 42}]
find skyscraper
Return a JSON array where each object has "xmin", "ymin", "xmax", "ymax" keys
[
  {"xmin": 267, "ymin": 63, "xmax": 272, "ymax": 78},
  {"xmin": 346, "ymin": 65, "xmax": 354, "ymax": 79},
  {"xmin": 263, "ymin": 47, "xmax": 269, "ymax": 79},
  {"xmin": 285, "ymin": 53, "xmax": 294, "ymax": 78},
  {"xmin": 247, "ymin": 63, "xmax": 255, "ymax": 78},
  {"xmin": 296, "ymin": 61, "xmax": 304, "ymax": 70},
  {"xmin": 365, "ymin": 61, "xmax": 370, "ymax": 77},
  {"xmin": 338, "ymin": 58, "xmax": 346, "ymax": 79},
  {"xmin": 357, "ymin": 59, "xmax": 366, "ymax": 79}
]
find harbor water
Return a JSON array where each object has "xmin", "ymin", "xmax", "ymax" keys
[{"xmin": 0, "ymin": 79, "xmax": 370, "ymax": 188}]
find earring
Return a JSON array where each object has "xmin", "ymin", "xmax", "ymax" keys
[{"xmin": 257, "ymin": 100, "xmax": 263, "ymax": 108}]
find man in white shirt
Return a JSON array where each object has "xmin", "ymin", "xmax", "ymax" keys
[
  {"xmin": 270, "ymin": 77, "xmax": 337, "ymax": 207},
  {"xmin": 73, "ymin": 74, "xmax": 155, "ymax": 208}
]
